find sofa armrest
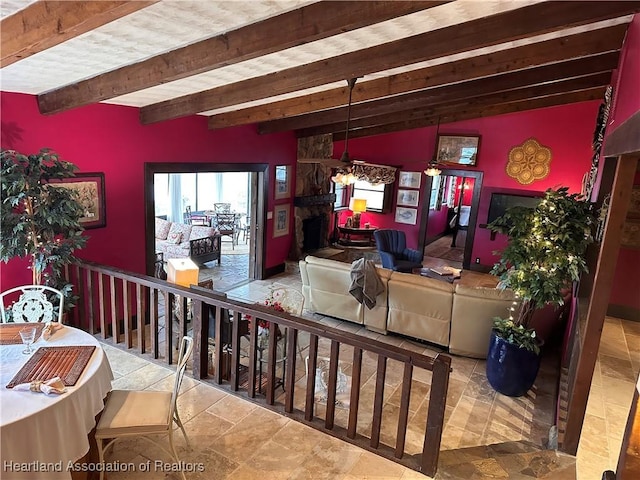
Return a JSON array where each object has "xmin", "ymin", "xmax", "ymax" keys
[
  {"xmin": 378, "ymin": 251, "xmax": 396, "ymax": 269},
  {"xmin": 189, "ymin": 234, "xmax": 221, "ymax": 265},
  {"xmin": 403, "ymin": 248, "xmax": 422, "ymax": 263}
]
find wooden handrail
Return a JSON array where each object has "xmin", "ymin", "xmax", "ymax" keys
[{"xmin": 66, "ymin": 260, "xmax": 450, "ymax": 477}]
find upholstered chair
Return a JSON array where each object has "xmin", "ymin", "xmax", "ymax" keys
[{"xmin": 373, "ymin": 229, "xmax": 423, "ymax": 273}]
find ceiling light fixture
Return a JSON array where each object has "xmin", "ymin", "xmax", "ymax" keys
[
  {"xmin": 424, "ymin": 116, "xmax": 442, "ymax": 177},
  {"xmin": 332, "ymin": 78, "xmax": 358, "ymax": 186}
]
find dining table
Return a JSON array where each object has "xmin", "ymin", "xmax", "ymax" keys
[{"xmin": 0, "ymin": 324, "xmax": 113, "ymax": 479}]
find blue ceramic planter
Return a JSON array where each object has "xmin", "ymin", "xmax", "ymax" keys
[{"xmin": 486, "ymin": 330, "xmax": 541, "ymax": 397}]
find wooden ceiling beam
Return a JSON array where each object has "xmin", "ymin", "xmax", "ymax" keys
[
  {"xmin": 330, "ymin": 88, "xmax": 606, "ymax": 141},
  {"xmin": 298, "ymin": 73, "xmax": 612, "ymax": 138},
  {"xmin": 263, "ymin": 53, "xmax": 618, "ymax": 134},
  {"xmin": 1, "ymin": 1, "xmax": 156, "ymax": 68},
  {"xmin": 208, "ymin": 24, "xmax": 627, "ymax": 130},
  {"xmin": 141, "ymin": 1, "xmax": 639, "ymax": 125},
  {"xmin": 36, "ymin": 1, "xmax": 445, "ymax": 115}
]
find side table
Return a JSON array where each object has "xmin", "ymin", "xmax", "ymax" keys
[{"xmin": 337, "ymin": 226, "xmax": 377, "ymax": 246}]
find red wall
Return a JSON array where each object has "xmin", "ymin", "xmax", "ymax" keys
[
  {"xmin": 0, "ymin": 92, "xmax": 296, "ymax": 291},
  {"xmin": 334, "ymin": 101, "xmax": 598, "ymax": 260}
]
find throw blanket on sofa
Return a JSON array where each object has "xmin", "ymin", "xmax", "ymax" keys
[{"xmin": 349, "ymin": 258, "xmax": 384, "ymax": 309}]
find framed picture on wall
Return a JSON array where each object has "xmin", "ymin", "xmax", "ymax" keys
[
  {"xmin": 395, "ymin": 207, "xmax": 417, "ymax": 225},
  {"xmin": 275, "ymin": 165, "xmax": 291, "ymax": 199},
  {"xmin": 436, "ymin": 135, "xmax": 480, "ymax": 166},
  {"xmin": 397, "ymin": 189, "xmax": 419, "ymax": 207},
  {"xmin": 54, "ymin": 172, "xmax": 106, "ymax": 229},
  {"xmin": 398, "ymin": 171, "xmax": 421, "ymax": 189},
  {"xmin": 273, "ymin": 204, "xmax": 290, "ymax": 237}
]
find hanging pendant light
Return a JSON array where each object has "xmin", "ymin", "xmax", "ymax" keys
[
  {"xmin": 424, "ymin": 116, "xmax": 442, "ymax": 177},
  {"xmin": 331, "ymin": 78, "xmax": 358, "ymax": 186}
]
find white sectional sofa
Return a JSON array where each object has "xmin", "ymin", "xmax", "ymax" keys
[{"xmin": 299, "ymin": 255, "xmax": 518, "ymax": 358}]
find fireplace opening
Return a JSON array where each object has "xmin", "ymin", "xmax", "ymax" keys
[{"xmin": 302, "ymin": 216, "xmax": 323, "ymax": 251}]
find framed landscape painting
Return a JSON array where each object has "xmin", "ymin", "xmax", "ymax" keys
[
  {"xmin": 55, "ymin": 172, "xmax": 106, "ymax": 229},
  {"xmin": 436, "ymin": 135, "xmax": 480, "ymax": 166}
]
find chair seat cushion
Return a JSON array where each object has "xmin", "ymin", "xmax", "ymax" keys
[{"xmin": 96, "ymin": 390, "xmax": 172, "ymax": 437}]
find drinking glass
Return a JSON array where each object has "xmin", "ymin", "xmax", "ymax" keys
[{"xmin": 19, "ymin": 326, "xmax": 37, "ymax": 355}]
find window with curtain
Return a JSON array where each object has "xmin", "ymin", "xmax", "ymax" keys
[{"xmin": 351, "ymin": 179, "xmax": 392, "ymax": 212}]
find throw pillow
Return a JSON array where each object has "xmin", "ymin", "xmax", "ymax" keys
[
  {"xmin": 155, "ymin": 217, "xmax": 171, "ymax": 240},
  {"xmin": 168, "ymin": 232, "xmax": 182, "ymax": 244}
]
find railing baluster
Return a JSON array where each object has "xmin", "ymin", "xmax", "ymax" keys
[
  {"xmin": 284, "ymin": 326, "xmax": 297, "ymax": 413},
  {"xmin": 98, "ymin": 273, "xmax": 106, "ymax": 339},
  {"xmin": 136, "ymin": 283, "xmax": 144, "ymax": 354},
  {"xmin": 150, "ymin": 287, "xmax": 158, "ymax": 358},
  {"xmin": 85, "ymin": 268, "xmax": 95, "ymax": 334},
  {"xmin": 75, "ymin": 264, "xmax": 85, "ymax": 328},
  {"xmin": 266, "ymin": 319, "xmax": 278, "ymax": 405},
  {"xmin": 213, "ymin": 305, "xmax": 223, "ymax": 384},
  {"xmin": 230, "ymin": 311, "xmax": 241, "ymax": 391},
  {"xmin": 247, "ymin": 313, "xmax": 258, "ymax": 398},
  {"xmin": 165, "ymin": 291, "xmax": 173, "ymax": 364},
  {"xmin": 110, "ymin": 276, "xmax": 118, "ymax": 343},
  {"xmin": 123, "ymin": 280, "xmax": 131, "ymax": 348},
  {"xmin": 371, "ymin": 355, "xmax": 387, "ymax": 448},
  {"xmin": 325, "ymin": 340, "xmax": 340, "ymax": 430},
  {"xmin": 347, "ymin": 346, "xmax": 363, "ymax": 439},
  {"xmin": 395, "ymin": 362, "xmax": 413, "ymax": 458},
  {"xmin": 304, "ymin": 334, "xmax": 319, "ymax": 421},
  {"xmin": 421, "ymin": 354, "xmax": 451, "ymax": 477},
  {"xmin": 191, "ymin": 299, "xmax": 205, "ymax": 379}
]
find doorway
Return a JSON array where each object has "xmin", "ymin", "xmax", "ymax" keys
[
  {"xmin": 418, "ymin": 169, "xmax": 483, "ymax": 270},
  {"xmin": 144, "ymin": 163, "xmax": 268, "ymax": 286}
]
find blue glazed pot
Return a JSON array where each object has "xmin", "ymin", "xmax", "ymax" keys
[{"xmin": 486, "ymin": 330, "xmax": 541, "ymax": 397}]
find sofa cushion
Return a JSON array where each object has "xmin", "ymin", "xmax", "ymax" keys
[
  {"xmin": 155, "ymin": 217, "xmax": 171, "ymax": 240},
  {"xmin": 449, "ymin": 285, "xmax": 519, "ymax": 358},
  {"xmin": 189, "ymin": 225, "xmax": 216, "ymax": 241},
  {"xmin": 300, "ymin": 256, "xmax": 363, "ymax": 325},
  {"xmin": 168, "ymin": 222, "xmax": 192, "ymax": 243},
  {"xmin": 387, "ymin": 271, "xmax": 454, "ymax": 347}
]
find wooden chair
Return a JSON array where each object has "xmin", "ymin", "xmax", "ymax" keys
[
  {"xmin": 215, "ymin": 213, "xmax": 237, "ymax": 249},
  {"xmin": 0, "ymin": 285, "xmax": 65, "ymax": 324},
  {"xmin": 95, "ymin": 336, "xmax": 194, "ymax": 480},
  {"xmin": 213, "ymin": 203, "xmax": 231, "ymax": 213}
]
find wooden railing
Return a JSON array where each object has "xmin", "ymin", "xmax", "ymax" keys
[{"xmin": 66, "ymin": 261, "xmax": 451, "ymax": 477}]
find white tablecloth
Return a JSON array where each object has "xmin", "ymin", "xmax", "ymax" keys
[{"xmin": 0, "ymin": 326, "xmax": 113, "ymax": 479}]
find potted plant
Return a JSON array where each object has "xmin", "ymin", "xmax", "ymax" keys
[
  {"xmin": 1, "ymin": 148, "xmax": 87, "ymax": 318},
  {"xmin": 486, "ymin": 187, "xmax": 594, "ymax": 396}
]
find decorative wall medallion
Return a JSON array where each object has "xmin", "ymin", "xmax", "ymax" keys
[{"xmin": 506, "ymin": 138, "xmax": 552, "ymax": 185}]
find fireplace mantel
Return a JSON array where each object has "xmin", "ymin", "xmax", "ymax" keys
[{"xmin": 294, "ymin": 194, "xmax": 336, "ymax": 207}]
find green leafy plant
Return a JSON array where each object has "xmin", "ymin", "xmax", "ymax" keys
[
  {"xmin": 488, "ymin": 187, "xmax": 594, "ymax": 352},
  {"xmin": 1, "ymin": 148, "xmax": 87, "ymax": 309}
]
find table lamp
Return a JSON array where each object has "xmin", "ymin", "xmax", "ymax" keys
[
  {"xmin": 349, "ymin": 198, "xmax": 367, "ymax": 228},
  {"xmin": 167, "ymin": 258, "xmax": 199, "ymax": 287}
]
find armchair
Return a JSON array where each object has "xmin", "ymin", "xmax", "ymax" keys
[{"xmin": 374, "ymin": 229, "xmax": 423, "ymax": 273}]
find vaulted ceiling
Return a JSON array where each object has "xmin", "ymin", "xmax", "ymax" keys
[{"xmin": 1, "ymin": 1, "xmax": 639, "ymax": 141}]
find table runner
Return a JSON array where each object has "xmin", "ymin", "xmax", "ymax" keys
[{"xmin": 6, "ymin": 345, "xmax": 96, "ymax": 388}]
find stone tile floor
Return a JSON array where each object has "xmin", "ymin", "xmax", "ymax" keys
[{"xmin": 101, "ymin": 266, "xmax": 638, "ymax": 479}]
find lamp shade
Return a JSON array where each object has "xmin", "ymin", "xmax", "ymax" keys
[
  {"xmin": 349, "ymin": 198, "xmax": 367, "ymax": 213},
  {"xmin": 167, "ymin": 258, "xmax": 199, "ymax": 287}
]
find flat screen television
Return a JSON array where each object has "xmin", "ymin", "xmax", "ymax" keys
[{"xmin": 487, "ymin": 192, "xmax": 542, "ymax": 225}]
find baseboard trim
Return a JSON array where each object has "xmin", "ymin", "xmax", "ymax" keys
[
  {"xmin": 265, "ymin": 262, "xmax": 286, "ymax": 278},
  {"xmin": 606, "ymin": 304, "xmax": 640, "ymax": 322}
]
